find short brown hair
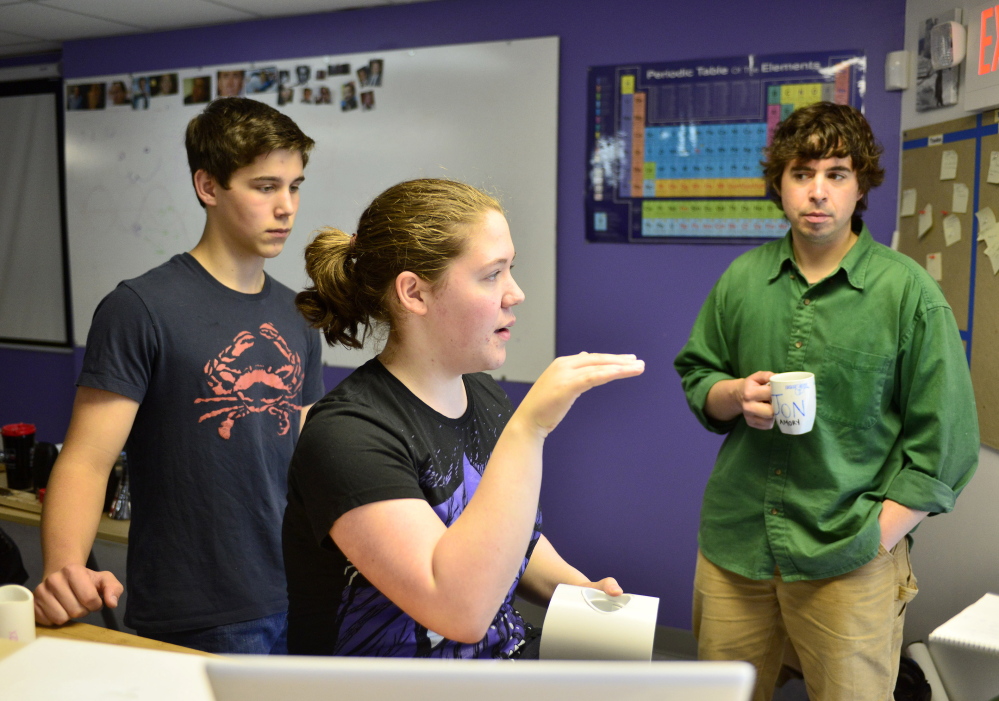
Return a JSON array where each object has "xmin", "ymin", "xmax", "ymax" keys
[
  {"xmin": 762, "ymin": 102, "xmax": 884, "ymax": 215},
  {"xmin": 185, "ymin": 97, "xmax": 315, "ymax": 208},
  {"xmin": 297, "ymin": 178, "xmax": 502, "ymax": 349}
]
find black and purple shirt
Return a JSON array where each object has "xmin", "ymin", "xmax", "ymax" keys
[{"xmin": 284, "ymin": 358, "xmax": 541, "ymax": 657}]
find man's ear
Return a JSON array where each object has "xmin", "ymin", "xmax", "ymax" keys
[
  {"xmin": 193, "ymin": 169, "xmax": 219, "ymax": 207},
  {"xmin": 394, "ymin": 271, "xmax": 430, "ymax": 316}
]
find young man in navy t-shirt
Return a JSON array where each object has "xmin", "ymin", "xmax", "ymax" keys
[{"xmin": 34, "ymin": 98, "xmax": 325, "ymax": 654}]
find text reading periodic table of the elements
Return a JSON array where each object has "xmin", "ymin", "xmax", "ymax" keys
[{"xmin": 585, "ymin": 51, "xmax": 865, "ymax": 243}]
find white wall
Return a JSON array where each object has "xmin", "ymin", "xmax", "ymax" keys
[
  {"xmin": 901, "ymin": 0, "xmax": 970, "ymax": 130},
  {"xmin": 900, "ymin": 0, "xmax": 999, "ymax": 643},
  {"xmin": 905, "ymin": 447, "xmax": 999, "ymax": 643}
]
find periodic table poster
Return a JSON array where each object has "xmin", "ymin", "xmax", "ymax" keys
[{"xmin": 586, "ymin": 51, "xmax": 865, "ymax": 243}]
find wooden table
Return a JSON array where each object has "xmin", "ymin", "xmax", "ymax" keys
[{"xmin": 0, "ymin": 621, "xmax": 218, "ymax": 661}]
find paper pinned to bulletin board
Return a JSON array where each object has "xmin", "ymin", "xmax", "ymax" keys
[
  {"xmin": 899, "ymin": 113, "xmax": 999, "ymax": 449},
  {"xmin": 585, "ymin": 50, "xmax": 865, "ymax": 243}
]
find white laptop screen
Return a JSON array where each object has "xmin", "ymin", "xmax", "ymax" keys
[{"xmin": 207, "ymin": 656, "xmax": 754, "ymax": 701}]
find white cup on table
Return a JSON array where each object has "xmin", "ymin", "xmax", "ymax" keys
[{"xmin": 0, "ymin": 584, "xmax": 36, "ymax": 642}]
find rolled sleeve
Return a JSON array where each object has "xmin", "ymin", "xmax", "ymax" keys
[
  {"xmin": 684, "ymin": 370, "xmax": 739, "ymax": 434},
  {"xmin": 892, "ymin": 304, "xmax": 979, "ymax": 514},
  {"xmin": 884, "ymin": 468, "xmax": 958, "ymax": 514}
]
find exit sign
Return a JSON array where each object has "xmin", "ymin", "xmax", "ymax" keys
[{"xmin": 967, "ymin": 3, "xmax": 999, "ymax": 110}]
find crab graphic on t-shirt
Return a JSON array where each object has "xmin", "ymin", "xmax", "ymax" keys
[{"xmin": 194, "ymin": 322, "xmax": 304, "ymax": 439}]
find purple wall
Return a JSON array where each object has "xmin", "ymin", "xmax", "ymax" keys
[
  {"xmin": 5, "ymin": 0, "xmax": 904, "ymax": 628},
  {"xmin": 0, "ymin": 347, "xmax": 77, "ymax": 443},
  {"xmin": 0, "ymin": 51, "xmax": 60, "ymax": 69}
]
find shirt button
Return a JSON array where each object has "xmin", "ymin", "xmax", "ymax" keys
[
  {"xmin": 771, "ymin": 508, "xmax": 779, "ymax": 515},
  {"xmin": 775, "ymin": 469, "xmax": 782, "ymax": 475},
  {"xmin": 794, "ymin": 341, "xmax": 802, "ymax": 348},
  {"xmin": 790, "ymin": 274, "xmax": 796, "ymax": 280},
  {"xmin": 803, "ymin": 298, "xmax": 811, "ymax": 306}
]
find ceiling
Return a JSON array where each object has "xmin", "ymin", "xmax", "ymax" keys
[{"xmin": 0, "ymin": 0, "xmax": 436, "ymax": 58}]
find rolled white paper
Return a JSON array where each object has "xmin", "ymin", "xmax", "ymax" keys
[{"xmin": 540, "ymin": 583, "xmax": 659, "ymax": 661}]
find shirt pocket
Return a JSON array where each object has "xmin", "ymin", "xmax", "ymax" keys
[{"xmin": 816, "ymin": 344, "xmax": 892, "ymax": 429}]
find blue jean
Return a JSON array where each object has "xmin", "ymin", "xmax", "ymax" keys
[{"xmin": 138, "ymin": 611, "xmax": 288, "ymax": 655}]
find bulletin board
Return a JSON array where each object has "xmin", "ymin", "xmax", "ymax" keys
[
  {"xmin": 899, "ymin": 112, "xmax": 999, "ymax": 448},
  {"xmin": 62, "ymin": 37, "xmax": 558, "ymax": 384},
  {"xmin": 585, "ymin": 50, "xmax": 865, "ymax": 243}
]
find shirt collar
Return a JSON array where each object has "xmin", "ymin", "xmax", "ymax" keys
[{"xmin": 766, "ymin": 222, "xmax": 874, "ymax": 290}]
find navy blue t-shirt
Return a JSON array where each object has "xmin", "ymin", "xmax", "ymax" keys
[{"xmin": 80, "ymin": 253, "xmax": 324, "ymax": 633}]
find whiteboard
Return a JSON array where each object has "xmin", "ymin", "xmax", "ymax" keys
[{"xmin": 64, "ymin": 37, "xmax": 558, "ymax": 383}]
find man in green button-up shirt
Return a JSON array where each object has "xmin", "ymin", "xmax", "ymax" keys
[{"xmin": 675, "ymin": 103, "xmax": 978, "ymax": 701}]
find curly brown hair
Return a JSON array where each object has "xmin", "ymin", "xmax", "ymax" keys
[
  {"xmin": 762, "ymin": 102, "xmax": 884, "ymax": 216},
  {"xmin": 296, "ymin": 178, "xmax": 503, "ymax": 349},
  {"xmin": 185, "ymin": 97, "xmax": 315, "ymax": 208}
]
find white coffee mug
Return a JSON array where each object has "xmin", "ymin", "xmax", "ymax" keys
[
  {"xmin": 769, "ymin": 371, "xmax": 816, "ymax": 435},
  {"xmin": 0, "ymin": 584, "xmax": 36, "ymax": 642}
]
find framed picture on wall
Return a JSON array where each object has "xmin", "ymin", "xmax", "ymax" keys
[{"xmin": 585, "ymin": 50, "xmax": 865, "ymax": 243}]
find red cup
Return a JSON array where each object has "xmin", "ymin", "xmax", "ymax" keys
[{"xmin": 2, "ymin": 423, "xmax": 36, "ymax": 491}]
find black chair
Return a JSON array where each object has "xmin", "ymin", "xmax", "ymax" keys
[{"xmin": 0, "ymin": 525, "xmax": 28, "ymax": 585}]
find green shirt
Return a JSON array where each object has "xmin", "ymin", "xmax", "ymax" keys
[{"xmin": 674, "ymin": 226, "xmax": 979, "ymax": 581}]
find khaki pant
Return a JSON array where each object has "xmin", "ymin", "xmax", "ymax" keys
[{"xmin": 693, "ymin": 541, "xmax": 917, "ymax": 701}]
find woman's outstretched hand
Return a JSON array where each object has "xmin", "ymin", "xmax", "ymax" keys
[{"xmin": 516, "ymin": 352, "xmax": 645, "ymax": 437}]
